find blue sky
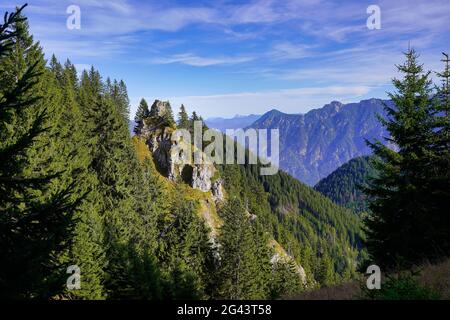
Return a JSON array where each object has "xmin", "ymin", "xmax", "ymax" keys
[{"xmin": 1, "ymin": 0, "xmax": 449, "ymax": 118}]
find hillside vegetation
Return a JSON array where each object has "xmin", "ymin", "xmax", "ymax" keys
[
  {"xmin": 288, "ymin": 259, "xmax": 450, "ymax": 300},
  {"xmin": 0, "ymin": 6, "xmax": 363, "ymax": 300},
  {"xmin": 314, "ymin": 156, "xmax": 376, "ymax": 213},
  {"xmin": 1, "ymin": 5, "xmax": 448, "ymax": 301}
]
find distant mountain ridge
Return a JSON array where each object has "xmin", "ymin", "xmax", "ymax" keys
[
  {"xmin": 247, "ymin": 98, "xmax": 393, "ymax": 185},
  {"xmin": 205, "ymin": 114, "xmax": 261, "ymax": 132}
]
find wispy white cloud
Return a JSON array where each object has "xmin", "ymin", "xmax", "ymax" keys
[
  {"xmin": 38, "ymin": 37, "xmax": 134, "ymax": 58},
  {"xmin": 269, "ymin": 42, "xmax": 315, "ymax": 60},
  {"xmin": 12, "ymin": 0, "xmax": 450, "ymax": 118},
  {"xmin": 153, "ymin": 85, "xmax": 372, "ymax": 118},
  {"xmin": 277, "ymin": 42, "xmax": 444, "ymax": 87},
  {"xmin": 150, "ymin": 53, "xmax": 255, "ymax": 67}
]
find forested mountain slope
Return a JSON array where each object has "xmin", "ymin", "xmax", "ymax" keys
[
  {"xmin": 216, "ymin": 161, "xmax": 364, "ymax": 287},
  {"xmin": 314, "ymin": 156, "xmax": 376, "ymax": 213},
  {"xmin": 134, "ymin": 99, "xmax": 365, "ymax": 295},
  {"xmin": 0, "ymin": 6, "xmax": 364, "ymax": 300}
]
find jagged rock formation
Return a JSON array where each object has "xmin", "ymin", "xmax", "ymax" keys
[
  {"xmin": 192, "ymin": 164, "xmax": 215, "ymax": 192},
  {"xmin": 149, "ymin": 100, "xmax": 172, "ymax": 118},
  {"xmin": 137, "ymin": 99, "xmax": 216, "ymax": 192}
]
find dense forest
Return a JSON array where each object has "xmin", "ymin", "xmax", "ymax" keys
[
  {"xmin": 314, "ymin": 156, "xmax": 376, "ymax": 214},
  {"xmin": 0, "ymin": 5, "xmax": 449, "ymax": 301},
  {"xmin": 0, "ymin": 5, "xmax": 363, "ymax": 300}
]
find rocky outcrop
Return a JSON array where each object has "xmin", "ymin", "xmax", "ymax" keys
[
  {"xmin": 192, "ymin": 164, "xmax": 215, "ymax": 192},
  {"xmin": 150, "ymin": 128, "xmax": 177, "ymax": 179},
  {"xmin": 211, "ymin": 179, "xmax": 225, "ymax": 203},
  {"xmin": 149, "ymin": 100, "xmax": 172, "ymax": 118},
  {"xmin": 137, "ymin": 99, "xmax": 216, "ymax": 193}
]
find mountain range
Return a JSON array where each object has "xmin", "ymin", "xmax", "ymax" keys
[
  {"xmin": 205, "ymin": 114, "xmax": 261, "ymax": 132},
  {"xmin": 245, "ymin": 98, "xmax": 393, "ymax": 185}
]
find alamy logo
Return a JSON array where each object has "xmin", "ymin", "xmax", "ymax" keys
[
  {"xmin": 171, "ymin": 121, "xmax": 279, "ymax": 176},
  {"xmin": 367, "ymin": 5, "xmax": 381, "ymax": 30},
  {"xmin": 66, "ymin": 265, "xmax": 81, "ymax": 290},
  {"xmin": 66, "ymin": 5, "xmax": 81, "ymax": 30},
  {"xmin": 366, "ymin": 265, "xmax": 381, "ymax": 290}
]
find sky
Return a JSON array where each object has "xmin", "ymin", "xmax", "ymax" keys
[{"xmin": 1, "ymin": 0, "xmax": 449, "ymax": 118}]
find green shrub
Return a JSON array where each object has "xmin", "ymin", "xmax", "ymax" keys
[{"xmin": 364, "ymin": 273, "xmax": 441, "ymax": 300}]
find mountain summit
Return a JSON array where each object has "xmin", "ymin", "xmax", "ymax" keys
[{"xmin": 248, "ymin": 99, "xmax": 393, "ymax": 185}]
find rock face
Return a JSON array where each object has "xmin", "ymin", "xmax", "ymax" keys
[
  {"xmin": 192, "ymin": 164, "xmax": 214, "ymax": 192},
  {"xmin": 137, "ymin": 99, "xmax": 216, "ymax": 192},
  {"xmin": 149, "ymin": 100, "xmax": 172, "ymax": 118},
  {"xmin": 211, "ymin": 179, "xmax": 225, "ymax": 203}
]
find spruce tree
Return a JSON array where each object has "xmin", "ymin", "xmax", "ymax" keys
[
  {"xmin": 364, "ymin": 49, "xmax": 441, "ymax": 268},
  {"xmin": 164, "ymin": 102, "xmax": 176, "ymax": 128},
  {"xmin": 49, "ymin": 54, "xmax": 63, "ymax": 84},
  {"xmin": 270, "ymin": 259, "xmax": 303, "ymax": 298},
  {"xmin": 63, "ymin": 59, "xmax": 79, "ymax": 92},
  {"xmin": 134, "ymin": 98, "xmax": 149, "ymax": 133},
  {"xmin": 108, "ymin": 79, "xmax": 130, "ymax": 121},
  {"xmin": 316, "ymin": 253, "xmax": 335, "ymax": 286},
  {"xmin": 178, "ymin": 104, "xmax": 189, "ymax": 129},
  {"xmin": 50, "ymin": 59, "xmax": 107, "ymax": 300},
  {"xmin": 0, "ymin": 5, "xmax": 83, "ymax": 298},
  {"xmin": 217, "ymin": 198, "xmax": 267, "ymax": 299},
  {"xmin": 84, "ymin": 72, "xmax": 165, "ymax": 299},
  {"xmin": 88, "ymin": 93, "xmax": 139, "ymax": 298},
  {"xmin": 424, "ymin": 53, "xmax": 450, "ymax": 256},
  {"xmin": 156, "ymin": 195, "xmax": 213, "ymax": 299}
]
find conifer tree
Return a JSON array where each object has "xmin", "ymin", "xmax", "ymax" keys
[
  {"xmin": 108, "ymin": 79, "xmax": 130, "ymax": 121},
  {"xmin": 217, "ymin": 198, "xmax": 267, "ymax": 299},
  {"xmin": 50, "ymin": 59, "xmax": 107, "ymax": 300},
  {"xmin": 316, "ymin": 253, "xmax": 335, "ymax": 286},
  {"xmin": 270, "ymin": 259, "xmax": 303, "ymax": 298},
  {"xmin": 49, "ymin": 54, "xmax": 63, "ymax": 84},
  {"xmin": 156, "ymin": 195, "xmax": 213, "ymax": 299},
  {"xmin": 88, "ymin": 94, "xmax": 139, "ymax": 298},
  {"xmin": 178, "ymin": 104, "xmax": 190, "ymax": 129},
  {"xmin": 0, "ymin": 5, "xmax": 83, "ymax": 298},
  {"xmin": 63, "ymin": 59, "xmax": 78, "ymax": 91},
  {"xmin": 187, "ymin": 111, "xmax": 201, "ymax": 136},
  {"xmin": 423, "ymin": 53, "xmax": 450, "ymax": 256},
  {"xmin": 190, "ymin": 111, "xmax": 200, "ymax": 128},
  {"xmin": 84, "ymin": 72, "xmax": 165, "ymax": 299},
  {"xmin": 164, "ymin": 102, "xmax": 176, "ymax": 128},
  {"xmin": 134, "ymin": 98, "xmax": 150, "ymax": 133},
  {"xmin": 364, "ymin": 49, "xmax": 442, "ymax": 268}
]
